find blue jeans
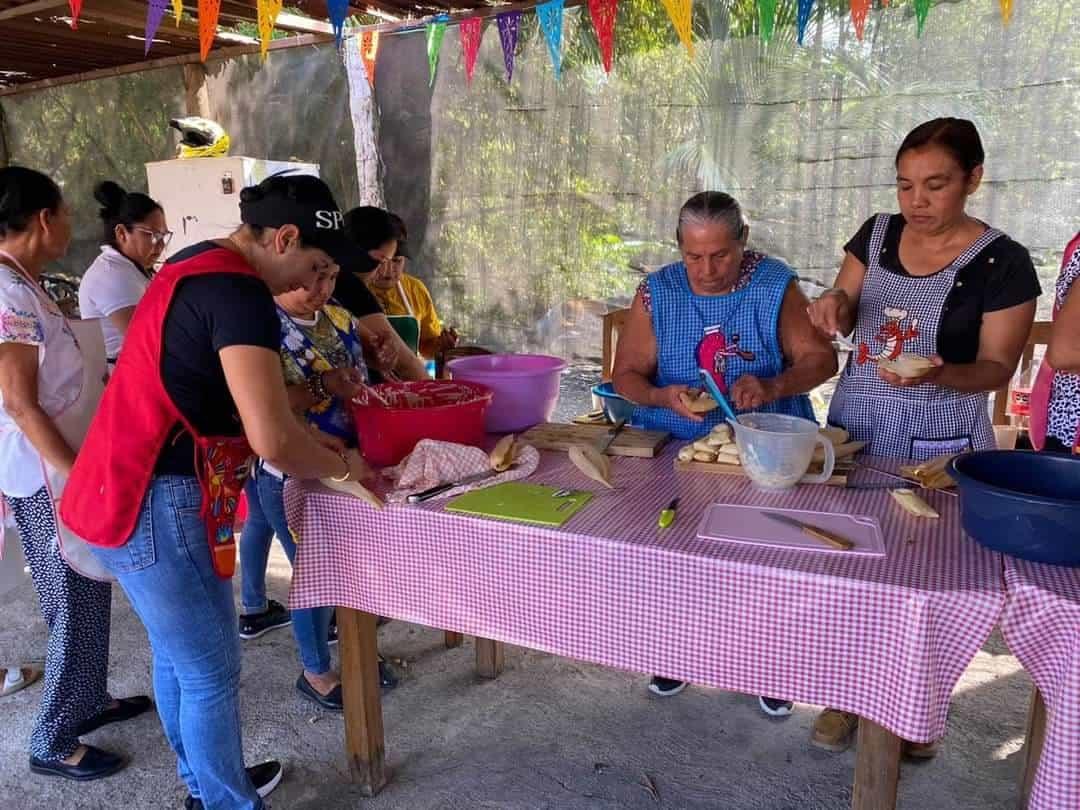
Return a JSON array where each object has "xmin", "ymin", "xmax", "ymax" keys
[
  {"xmin": 239, "ymin": 465, "xmax": 332, "ymax": 675},
  {"xmin": 91, "ymin": 476, "xmax": 262, "ymax": 810}
]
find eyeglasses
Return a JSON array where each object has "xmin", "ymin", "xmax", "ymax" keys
[
  {"xmin": 131, "ymin": 226, "xmax": 173, "ymax": 247},
  {"xmin": 373, "ymin": 256, "xmax": 406, "ymax": 271}
]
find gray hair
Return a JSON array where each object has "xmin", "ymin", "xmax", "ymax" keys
[{"xmin": 676, "ymin": 192, "xmax": 747, "ymax": 244}]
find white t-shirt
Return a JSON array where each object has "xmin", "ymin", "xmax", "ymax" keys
[
  {"xmin": 78, "ymin": 245, "xmax": 149, "ymax": 360},
  {"xmin": 0, "ymin": 263, "xmax": 83, "ymax": 497}
]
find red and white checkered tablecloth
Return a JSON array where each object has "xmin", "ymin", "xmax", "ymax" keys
[
  {"xmin": 1001, "ymin": 559, "xmax": 1080, "ymax": 810},
  {"xmin": 286, "ymin": 446, "xmax": 1004, "ymax": 743}
]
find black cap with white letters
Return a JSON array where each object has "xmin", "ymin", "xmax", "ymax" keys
[{"xmin": 238, "ymin": 172, "xmax": 373, "ymax": 272}]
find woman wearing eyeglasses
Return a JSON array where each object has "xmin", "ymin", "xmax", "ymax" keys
[{"xmin": 78, "ymin": 181, "xmax": 170, "ymax": 363}]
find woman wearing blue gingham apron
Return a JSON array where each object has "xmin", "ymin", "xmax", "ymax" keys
[{"xmin": 828, "ymin": 214, "xmax": 1003, "ymax": 460}]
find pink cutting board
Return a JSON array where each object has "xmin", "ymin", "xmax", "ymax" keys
[{"xmin": 696, "ymin": 504, "xmax": 887, "ymax": 557}]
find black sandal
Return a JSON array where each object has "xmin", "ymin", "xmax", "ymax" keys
[{"xmin": 75, "ymin": 695, "xmax": 153, "ymax": 736}]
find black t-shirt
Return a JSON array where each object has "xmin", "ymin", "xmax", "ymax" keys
[
  {"xmin": 154, "ymin": 242, "xmax": 282, "ymax": 476},
  {"xmin": 845, "ymin": 214, "xmax": 1041, "ymax": 363},
  {"xmin": 332, "ymin": 270, "xmax": 383, "ymax": 319}
]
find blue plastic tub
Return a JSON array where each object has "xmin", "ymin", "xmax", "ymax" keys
[
  {"xmin": 591, "ymin": 382, "xmax": 636, "ymax": 424},
  {"xmin": 948, "ymin": 450, "xmax": 1080, "ymax": 566}
]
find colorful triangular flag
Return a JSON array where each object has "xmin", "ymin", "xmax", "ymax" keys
[
  {"xmin": 496, "ymin": 11, "xmax": 522, "ymax": 83},
  {"xmin": 198, "ymin": 0, "xmax": 221, "ymax": 61},
  {"xmin": 913, "ymin": 0, "xmax": 930, "ymax": 36},
  {"xmin": 758, "ymin": 0, "xmax": 777, "ymax": 43},
  {"xmin": 796, "ymin": 0, "xmax": 814, "ymax": 45},
  {"xmin": 536, "ymin": 0, "xmax": 565, "ymax": 79},
  {"xmin": 588, "ymin": 0, "xmax": 618, "ymax": 73},
  {"xmin": 999, "ymin": 0, "xmax": 1014, "ymax": 24},
  {"xmin": 850, "ymin": 0, "xmax": 870, "ymax": 41},
  {"xmin": 327, "ymin": 0, "xmax": 349, "ymax": 48},
  {"xmin": 257, "ymin": 0, "xmax": 283, "ymax": 60},
  {"xmin": 173, "ymin": 0, "xmax": 184, "ymax": 24},
  {"xmin": 459, "ymin": 17, "xmax": 484, "ymax": 85},
  {"xmin": 660, "ymin": 0, "xmax": 693, "ymax": 56},
  {"xmin": 359, "ymin": 31, "xmax": 379, "ymax": 86},
  {"xmin": 68, "ymin": 0, "xmax": 82, "ymax": 29},
  {"xmin": 145, "ymin": 0, "xmax": 170, "ymax": 55},
  {"xmin": 427, "ymin": 21, "xmax": 447, "ymax": 86}
]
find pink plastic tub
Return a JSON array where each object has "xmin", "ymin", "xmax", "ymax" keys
[{"xmin": 446, "ymin": 353, "xmax": 567, "ymax": 432}]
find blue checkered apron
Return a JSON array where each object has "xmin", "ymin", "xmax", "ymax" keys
[
  {"xmin": 827, "ymin": 214, "xmax": 1002, "ymax": 461},
  {"xmin": 632, "ymin": 257, "xmax": 813, "ymax": 440}
]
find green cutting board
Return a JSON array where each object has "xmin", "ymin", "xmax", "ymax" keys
[{"xmin": 445, "ymin": 482, "xmax": 594, "ymax": 527}]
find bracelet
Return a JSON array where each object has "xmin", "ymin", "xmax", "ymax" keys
[
  {"xmin": 307, "ymin": 371, "xmax": 329, "ymax": 403},
  {"xmin": 330, "ymin": 450, "xmax": 351, "ymax": 482}
]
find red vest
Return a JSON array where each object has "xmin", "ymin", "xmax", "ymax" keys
[{"xmin": 61, "ymin": 246, "xmax": 257, "ymax": 577}]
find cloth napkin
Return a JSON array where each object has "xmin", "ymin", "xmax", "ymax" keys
[{"xmin": 383, "ymin": 439, "xmax": 539, "ymax": 503}]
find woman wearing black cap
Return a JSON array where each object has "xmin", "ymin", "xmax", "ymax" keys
[{"xmin": 61, "ymin": 173, "xmax": 374, "ymax": 810}]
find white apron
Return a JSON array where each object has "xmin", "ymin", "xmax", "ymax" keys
[{"xmin": 41, "ymin": 318, "xmax": 114, "ymax": 582}]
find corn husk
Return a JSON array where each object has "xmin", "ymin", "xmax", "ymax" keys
[
  {"xmin": 879, "ymin": 353, "xmax": 936, "ymax": 379},
  {"xmin": 569, "ymin": 444, "xmax": 613, "ymax": 488},
  {"xmin": 820, "ymin": 426, "xmax": 849, "ymax": 446},
  {"xmin": 891, "ymin": 488, "xmax": 939, "ymax": 518},
  {"xmin": 489, "ymin": 434, "xmax": 518, "ymax": 472},
  {"xmin": 321, "ymin": 478, "xmax": 384, "ymax": 509},
  {"xmin": 899, "ymin": 453, "xmax": 958, "ymax": 490},
  {"xmin": 679, "ymin": 390, "xmax": 718, "ymax": 413}
]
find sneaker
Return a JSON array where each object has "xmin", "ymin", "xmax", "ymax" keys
[
  {"xmin": 648, "ymin": 676, "xmax": 687, "ymax": 697},
  {"xmin": 758, "ymin": 696, "xmax": 794, "ymax": 717},
  {"xmin": 811, "ymin": 708, "xmax": 859, "ymax": 752},
  {"xmin": 239, "ymin": 600, "xmax": 291, "ymax": 640},
  {"xmin": 184, "ymin": 761, "xmax": 283, "ymax": 808},
  {"xmin": 378, "ymin": 655, "xmax": 400, "ymax": 691}
]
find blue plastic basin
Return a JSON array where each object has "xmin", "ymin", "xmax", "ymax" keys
[
  {"xmin": 591, "ymin": 382, "xmax": 636, "ymax": 424},
  {"xmin": 948, "ymin": 451, "xmax": 1080, "ymax": 566}
]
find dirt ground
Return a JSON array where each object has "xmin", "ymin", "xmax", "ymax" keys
[{"xmin": 0, "ymin": 536, "xmax": 1035, "ymax": 810}]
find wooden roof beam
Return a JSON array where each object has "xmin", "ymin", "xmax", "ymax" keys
[{"xmin": 0, "ymin": 1, "xmax": 67, "ymax": 23}]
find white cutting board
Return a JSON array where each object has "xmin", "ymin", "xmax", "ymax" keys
[{"xmin": 696, "ymin": 504, "xmax": 886, "ymax": 557}]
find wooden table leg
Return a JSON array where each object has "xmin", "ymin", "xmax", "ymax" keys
[
  {"xmin": 852, "ymin": 717, "xmax": 902, "ymax": 810},
  {"xmin": 444, "ymin": 630, "xmax": 463, "ymax": 649},
  {"xmin": 1018, "ymin": 686, "xmax": 1047, "ymax": 810},
  {"xmin": 475, "ymin": 637, "xmax": 504, "ymax": 679},
  {"xmin": 337, "ymin": 607, "xmax": 389, "ymax": 796}
]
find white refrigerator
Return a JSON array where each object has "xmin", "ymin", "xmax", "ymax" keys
[{"xmin": 145, "ymin": 157, "xmax": 320, "ymax": 256}]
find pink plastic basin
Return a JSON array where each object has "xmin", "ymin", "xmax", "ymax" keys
[{"xmin": 446, "ymin": 353, "xmax": 567, "ymax": 432}]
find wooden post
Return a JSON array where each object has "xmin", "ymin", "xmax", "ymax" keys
[
  {"xmin": 852, "ymin": 717, "xmax": 902, "ymax": 810},
  {"xmin": 444, "ymin": 631, "xmax": 463, "ymax": 649},
  {"xmin": 337, "ymin": 607, "xmax": 389, "ymax": 796},
  {"xmin": 1018, "ymin": 686, "xmax": 1047, "ymax": 810},
  {"xmin": 182, "ymin": 63, "xmax": 211, "ymax": 118},
  {"xmin": 475, "ymin": 637, "xmax": 504, "ymax": 679}
]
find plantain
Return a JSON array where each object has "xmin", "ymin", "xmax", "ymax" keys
[
  {"xmin": 879, "ymin": 353, "xmax": 936, "ymax": 379},
  {"xmin": 678, "ymin": 390, "xmax": 719, "ymax": 413}
]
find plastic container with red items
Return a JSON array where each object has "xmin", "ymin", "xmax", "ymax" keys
[{"xmin": 350, "ymin": 380, "xmax": 493, "ymax": 467}]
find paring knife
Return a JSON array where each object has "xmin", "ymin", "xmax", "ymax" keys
[
  {"xmin": 596, "ymin": 418, "xmax": 627, "ymax": 454},
  {"xmin": 407, "ymin": 467, "xmax": 514, "ymax": 503},
  {"xmin": 761, "ymin": 511, "xmax": 855, "ymax": 551}
]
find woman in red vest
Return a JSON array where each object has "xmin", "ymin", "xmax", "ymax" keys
[{"xmin": 61, "ymin": 174, "xmax": 373, "ymax": 810}]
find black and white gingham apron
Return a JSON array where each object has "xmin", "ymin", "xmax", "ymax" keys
[{"xmin": 828, "ymin": 214, "xmax": 1002, "ymax": 461}]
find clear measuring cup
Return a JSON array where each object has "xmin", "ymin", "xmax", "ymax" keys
[{"xmin": 728, "ymin": 413, "xmax": 835, "ymax": 490}]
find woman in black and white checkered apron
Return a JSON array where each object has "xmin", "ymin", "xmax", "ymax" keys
[
  {"xmin": 805, "ymin": 119, "xmax": 1040, "ymax": 756},
  {"xmin": 826, "ymin": 214, "xmax": 1003, "ymax": 459}
]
